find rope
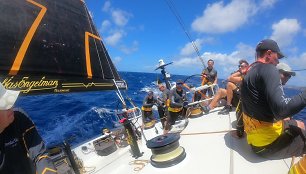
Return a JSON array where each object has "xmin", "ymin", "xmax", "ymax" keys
[
  {"xmin": 165, "ymin": 0, "xmax": 206, "ymax": 69},
  {"xmin": 290, "ymin": 156, "xmax": 295, "ymax": 168},
  {"xmin": 83, "ymin": 3, "xmax": 105, "ymax": 78},
  {"xmin": 292, "ymin": 68, "xmax": 306, "ymax": 71},
  {"xmin": 180, "ymin": 130, "xmax": 231, "ymax": 136}
]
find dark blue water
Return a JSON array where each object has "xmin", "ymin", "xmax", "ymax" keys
[{"xmin": 14, "ymin": 72, "xmax": 306, "ymax": 147}]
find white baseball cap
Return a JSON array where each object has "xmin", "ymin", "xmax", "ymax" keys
[
  {"xmin": 276, "ymin": 63, "xmax": 296, "ymax": 76},
  {"xmin": 0, "ymin": 82, "xmax": 20, "ymax": 110}
]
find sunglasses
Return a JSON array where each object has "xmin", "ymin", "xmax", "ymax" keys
[
  {"xmin": 283, "ymin": 73, "xmax": 292, "ymax": 78},
  {"xmin": 176, "ymin": 83, "xmax": 183, "ymax": 86},
  {"xmin": 238, "ymin": 64, "xmax": 247, "ymax": 68}
]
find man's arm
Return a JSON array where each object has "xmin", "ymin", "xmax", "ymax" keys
[
  {"xmin": 262, "ymin": 65, "xmax": 306, "ymax": 119},
  {"xmin": 227, "ymin": 71, "xmax": 242, "ymax": 84},
  {"xmin": 18, "ymin": 111, "xmax": 57, "ymax": 174},
  {"xmin": 169, "ymin": 90, "xmax": 183, "ymax": 108}
]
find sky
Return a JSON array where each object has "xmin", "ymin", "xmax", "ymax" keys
[{"xmin": 85, "ymin": 0, "xmax": 306, "ymax": 87}]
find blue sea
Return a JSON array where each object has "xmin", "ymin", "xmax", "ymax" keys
[{"xmin": 14, "ymin": 71, "xmax": 306, "ymax": 147}]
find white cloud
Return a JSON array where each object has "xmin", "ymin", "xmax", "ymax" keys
[
  {"xmin": 191, "ymin": 0, "xmax": 256, "ymax": 33},
  {"xmin": 112, "ymin": 9, "xmax": 131, "ymax": 27},
  {"xmin": 291, "ymin": 52, "xmax": 306, "ymax": 69},
  {"xmin": 173, "ymin": 42, "xmax": 255, "ymax": 78},
  {"xmin": 259, "ymin": 0, "xmax": 278, "ymax": 8},
  {"xmin": 102, "ymin": 1, "xmax": 111, "ymax": 12},
  {"xmin": 119, "ymin": 41, "xmax": 139, "ymax": 54},
  {"xmin": 113, "ymin": 56, "xmax": 122, "ymax": 64},
  {"xmin": 281, "ymin": 53, "xmax": 306, "ymax": 87},
  {"xmin": 173, "ymin": 57, "xmax": 199, "ymax": 67},
  {"xmin": 179, "ymin": 37, "xmax": 215, "ymax": 56},
  {"xmin": 100, "ymin": 20, "xmax": 111, "ymax": 32},
  {"xmin": 270, "ymin": 18, "xmax": 301, "ymax": 48},
  {"xmin": 180, "ymin": 39, "xmax": 203, "ymax": 56},
  {"xmin": 105, "ymin": 31, "xmax": 123, "ymax": 46}
]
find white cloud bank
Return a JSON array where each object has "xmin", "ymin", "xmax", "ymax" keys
[
  {"xmin": 191, "ymin": 0, "xmax": 279, "ymax": 34},
  {"xmin": 111, "ymin": 9, "xmax": 131, "ymax": 27},
  {"xmin": 191, "ymin": 0, "xmax": 257, "ymax": 33},
  {"xmin": 173, "ymin": 42, "xmax": 254, "ymax": 76},
  {"xmin": 270, "ymin": 18, "xmax": 301, "ymax": 48},
  {"xmin": 105, "ymin": 31, "xmax": 124, "ymax": 46}
]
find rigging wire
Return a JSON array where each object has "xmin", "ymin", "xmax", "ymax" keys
[
  {"xmin": 83, "ymin": 3, "xmax": 106, "ymax": 78},
  {"xmin": 292, "ymin": 68, "xmax": 306, "ymax": 72},
  {"xmin": 165, "ymin": 0, "xmax": 206, "ymax": 69}
]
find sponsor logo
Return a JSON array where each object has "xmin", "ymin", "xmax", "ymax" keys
[
  {"xmin": 2, "ymin": 76, "xmax": 58, "ymax": 93},
  {"xmin": 5, "ymin": 138, "xmax": 18, "ymax": 148}
]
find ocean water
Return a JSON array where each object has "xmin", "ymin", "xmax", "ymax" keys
[{"xmin": 14, "ymin": 71, "xmax": 306, "ymax": 147}]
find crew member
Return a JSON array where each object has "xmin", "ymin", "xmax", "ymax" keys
[
  {"xmin": 241, "ymin": 39, "xmax": 306, "ymax": 159},
  {"xmin": 141, "ymin": 91, "xmax": 157, "ymax": 124},
  {"xmin": 194, "ymin": 59, "xmax": 218, "ymax": 101},
  {"xmin": 164, "ymin": 80, "xmax": 188, "ymax": 134},
  {"xmin": 157, "ymin": 83, "xmax": 170, "ymax": 128},
  {"xmin": 0, "ymin": 83, "xmax": 57, "ymax": 174}
]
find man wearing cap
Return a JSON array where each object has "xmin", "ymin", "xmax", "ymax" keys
[
  {"xmin": 157, "ymin": 83, "xmax": 170, "ymax": 128},
  {"xmin": 277, "ymin": 62, "xmax": 296, "ymax": 85},
  {"xmin": 141, "ymin": 91, "xmax": 157, "ymax": 124},
  {"xmin": 164, "ymin": 80, "xmax": 188, "ymax": 134},
  {"xmin": 241, "ymin": 39, "xmax": 306, "ymax": 159},
  {"xmin": 0, "ymin": 83, "xmax": 57, "ymax": 173}
]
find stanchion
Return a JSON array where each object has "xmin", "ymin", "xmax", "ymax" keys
[{"xmin": 120, "ymin": 118, "xmax": 142, "ymax": 158}]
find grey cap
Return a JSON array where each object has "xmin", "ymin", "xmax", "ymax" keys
[
  {"xmin": 276, "ymin": 62, "xmax": 296, "ymax": 76},
  {"xmin": 176, "ymin": 79, "xmax": 184, "ymax": 84},
  {"xmin": 256, "ymin": 39, "xmax": 285, "ymax": 59}
]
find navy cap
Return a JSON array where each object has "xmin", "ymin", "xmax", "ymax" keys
[
  {"xmin": 256, "ymin": 39, "xmax": 285, "ymax": 59},
  {"xmin": 176, "ymin": 79, "xmax": 183, "ymax": 84}
]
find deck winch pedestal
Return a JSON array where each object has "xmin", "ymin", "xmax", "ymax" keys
[
  {"xmin": 147, "ymin": 133, "xmax": 186, "ymax": 168},
  {"xmin": 120, "ymin": 118, "xmax": 142, "ymax": 158}
]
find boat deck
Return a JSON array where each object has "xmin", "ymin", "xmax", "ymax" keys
[{"xmin": 72, "ymin": 107, "xmax": 300, "ymax": 174}]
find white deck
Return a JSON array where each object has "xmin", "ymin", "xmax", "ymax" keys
[{"xmin": 72, "ymin": 107, "xmax": 299, "ymax": 174}]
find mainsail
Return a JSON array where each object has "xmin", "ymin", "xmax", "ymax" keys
[{"xmin": 0, "ymin": 0, "xmax": 127, "ymax": 95}]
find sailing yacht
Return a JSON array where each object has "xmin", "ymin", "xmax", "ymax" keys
[{"xmin": 0, "ymin": 0, "xmax": 303, "ymax": 173}]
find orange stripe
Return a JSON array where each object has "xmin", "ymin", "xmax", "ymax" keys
[
  {"xmin": 85, "ymin": 32, "xmax": 101, "ymax": 79},
  {"xmin": 38, "ymin": 155, "xmax": 50, "ymax": 161},
  {"xmin": 41, "ymin": 167, "xmax": 57, "ymax": 174},
  {"xmin": 9, "ymin": 0, "xmax": 47, "ymax": 75},
  {"xmin": 22, "ymin": 125, "xmax": 35, "ymax": 152}
]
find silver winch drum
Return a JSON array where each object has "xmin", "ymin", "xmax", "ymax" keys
[{"xmin": 146, "ymin": 133, "xmax": 186, "ymax": 168}]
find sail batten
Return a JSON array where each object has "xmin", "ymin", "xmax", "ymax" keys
[{"xmin": 0, "ymin": 0, "xmax": 127, "ymax": 95}]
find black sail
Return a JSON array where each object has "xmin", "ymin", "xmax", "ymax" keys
[{"xmin": 0, "ymin": 0, "xmax": 127, "ymax": 95}]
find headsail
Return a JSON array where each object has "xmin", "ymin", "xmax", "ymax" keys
[{"xmin": 0, "ymin": 0, "xmax": 127, "ymax": 95}]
